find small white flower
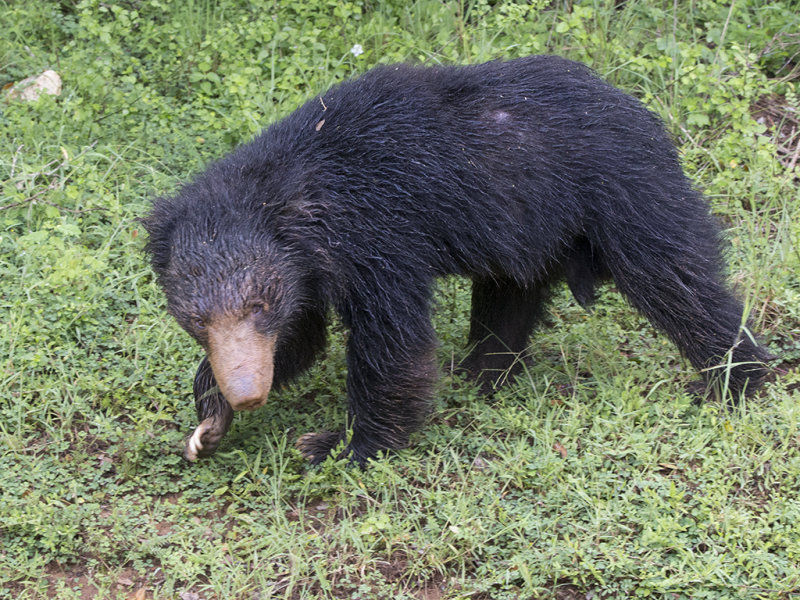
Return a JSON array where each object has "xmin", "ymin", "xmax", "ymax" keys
[{"xmin": 350, "ymin": 44, "xmax": 364, "ymax": 57}]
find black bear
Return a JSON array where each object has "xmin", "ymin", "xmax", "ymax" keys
[{"xmin": 144, "ymin": 55, "xmax": 771, "ymax": 465}]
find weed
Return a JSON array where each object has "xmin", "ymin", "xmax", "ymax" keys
[{"xmin": 2, "ymin": 0, "xmax": 799, "ymax": 598}]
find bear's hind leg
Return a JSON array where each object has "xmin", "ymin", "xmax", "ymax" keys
[
  {"xmin": 596, "ymin": 209, "xmax": 771, "ymax": 399},
  {"xmin": 463, "ymin": 276, "xmax": 549, "ymax": 392}
]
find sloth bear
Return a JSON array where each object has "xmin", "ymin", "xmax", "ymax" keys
[{"xmin": 144, "ymin": 55, "xmax": 771, "ymax": 465}]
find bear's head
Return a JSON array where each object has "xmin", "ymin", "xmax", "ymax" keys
[{"xmin": 143, "ymin": 187, "xmax": 305, "ymax": 412}]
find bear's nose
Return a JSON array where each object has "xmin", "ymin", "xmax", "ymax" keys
[{"xmin": 223, "ymin": 374, "xmax": 268, "ymax": 411}]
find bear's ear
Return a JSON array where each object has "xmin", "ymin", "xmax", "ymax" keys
[{"xmin": 140, "ymin": 201, "xmax": 176, "ymax": 276}]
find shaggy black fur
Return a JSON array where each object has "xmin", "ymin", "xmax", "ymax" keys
[{"xmin": 145, "ymin": 55, "xmax": 771, "ymax": 465}]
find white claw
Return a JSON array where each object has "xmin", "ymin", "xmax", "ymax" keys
[{"xmin": 185, "ymin": 422, "xmax": 208, "ymax": 462}]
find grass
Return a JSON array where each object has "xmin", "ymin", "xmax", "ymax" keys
[{"xmin": 2, "ymin": 0, "xmax": 800, "ymax": 598}]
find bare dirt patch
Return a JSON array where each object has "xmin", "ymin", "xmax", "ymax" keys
[{"xmin": 752, "ymin": 94, "xmax": 800, "ymax": 176}]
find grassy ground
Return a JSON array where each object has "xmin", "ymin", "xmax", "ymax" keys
[{"xmin": 2, "ymin": 0, "xmax": 800, "ymax": 598}]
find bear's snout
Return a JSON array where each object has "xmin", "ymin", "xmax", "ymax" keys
[{"xmin": 206, "ymin": 317, "xmax": 276, "ymax": 412}]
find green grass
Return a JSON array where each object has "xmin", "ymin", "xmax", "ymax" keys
[{"xmin": 2, "ymin": 0, "xmax": 800, "ymax": 598}]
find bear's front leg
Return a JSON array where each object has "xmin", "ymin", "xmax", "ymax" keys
[
  {"xmin": 297, "ymin": 291, "xmax": 438, "ymax": 466},
  {"xmin": 295, "ymin": 431, "xmax": 347, "ymax": 465},
  {"xmin": 184, "ymin": 356, "xmax": 234, "ymax": 461}
]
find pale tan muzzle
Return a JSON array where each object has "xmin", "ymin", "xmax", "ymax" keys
[{"xmin": 207, "ymin": 316, "xmax": 276, "ymax": 411}]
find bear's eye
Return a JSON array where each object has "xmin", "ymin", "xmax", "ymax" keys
[
  {"xmin": 251, "ymin": 303, "xmax": 269, "ymax": 316},
  {"xmin": 194, "ymin": 318, "xmax": 206, "ymax": 330}
]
